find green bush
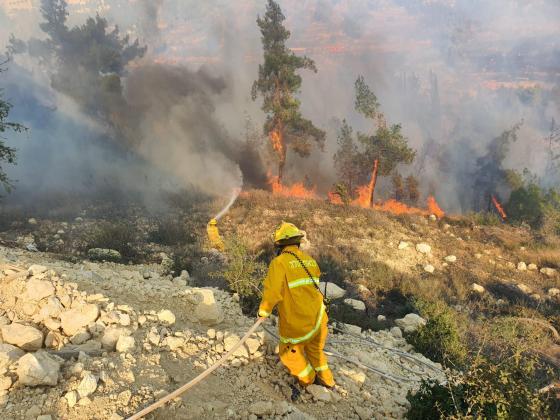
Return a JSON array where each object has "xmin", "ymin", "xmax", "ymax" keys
[
  {"xmin": 406, "ymin": 353, "xmax": 551, "ymax": 420},
  {"xmin": 215, "ymin": 234, "xmax": 266, "ymax": 298},
  {"xmin": 408, "ymin": 300, "xmax": 467, "ymax": 368},
  {"xmin": 468, "ymin": 211, "xmax": 502, "ymax": 226}
]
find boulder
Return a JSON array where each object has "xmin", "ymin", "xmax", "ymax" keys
[
  {"xmin": 377, "ymin": 315, "xmax": 386, "ymax": 322},
  {"xmin": 0, "ymin": 344, "xmax": 25, "ymax": 369},
  {"xmin": 547, "ymin": 288, "xmax": 560, "ymax": 297},
  {"xmin": 60, "ymin": 304, "xmax": 100, "ymax": 336},
  {"xmin": 444, "ymin": 255, "xmax": 457, "ymax": 263},
  {"xmin": 318, "ymin": 282, "xmax": 346, "ymax": 299},
  {"xmin": 162, "ymin": 336, "xmax": 183, "ymax": 352},
  {"xmin": 517, "ymin": 262, "xmax": 527, "ymax": 271},
  {"xmin": 26, "ymin": 278, "xmax": 55, "ymax": 301},
  {"xmin": 540, "ymin": 267, "xmax": 557, "ymax": 278},
  {"xmin": 193, "ymin": 289, "xmax": 224, "ymax": 325},
  {"xmin": 65, "ymin": 390, "xmax": 78, "ymax": 408},
  {"xmin": 223, "ymin": 334, "xmax": 249, "ymax": 358},
  {"xmin": 395, "ymin": 313, "xmax": 426, "ymax": 333},
  {"xmin": 307, "ymin": 384, "xmax": 332, "ymax": 402},
  {"xmin": 471, "ymin": 283, "xmax": 485, "ymax": 294},
  {"xmin": 87, "ymin": 248, "xmax": 122, "ymax": 262},
  {"xmin": 157, "ymin": 310, "xmax": 176, "ymax": 325},
  {"xmin": 1, "ymin": 324, "xmax": 44, "ymax": 351},
  {"xmin": 17, "ymin": 351, "xmax": 61, "ymax": 386},
  {"xmin": 390, "ymin": 326, "xmax": 403, "ymax": 339},
  {"xmin": 344, "ymin": 298, "xmax": 366, "ymax": 312},
  {"xmin": 245, "ymin": 337, "xmax": 261, "ymax": 355},
  {"xmin": 28, "ymin": 265, "xmax": 47, "ymax": 276},
  {"xmin": 77, "ymin": 372, "xmax": 98, "ymax": 398},
  {"xmin": 528, "ymin": 263, "xmax": 538, "ymax": 271},
  {"xmin": 423, "ymin": 264, "xmax": 435, "ymax": 274},
  {"xmin": 101, "ymin": 327, "xmax": 127, "ymax": 351},
  {"xmin": 415, "ymin": 243, "xmax": 432, "ymax": 254}
]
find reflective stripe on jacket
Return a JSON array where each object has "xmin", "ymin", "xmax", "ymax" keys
[{"xmin": 258, "ymin": 245, "xmax": 325, "ymax": 344}]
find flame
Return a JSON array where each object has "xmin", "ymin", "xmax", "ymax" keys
[
  {"xmin": 268, "ymin": 174, "xmax": 318, "ymax": 200},
  {"xmin": 327, "ymin": 191, "xmax": 343, "ymax": 205},
  {"xmin": 353, "ymin": 185, "xmax": 372, "ymax": 208},
  {"xmin": 491, "ymin": 195, "xmax": 507, "ymax": 220},
  {"xmin": 269, "ymin": 129, "xmax": 284, "ymax": 156},
  {"xmin": 427, "ymin": 195, "xmax": 445, "ymax": 219}
]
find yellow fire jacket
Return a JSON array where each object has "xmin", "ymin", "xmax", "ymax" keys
[
  {"xmin": 258, "ymin": 245, "xmax": 326, "ymax": 344},
  {"xmin": 206, "ymin": 223, "xmax": 225, "ymax": 251}
]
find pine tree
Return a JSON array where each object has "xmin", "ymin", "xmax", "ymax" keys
[
  {"xmin": 333, "ymin": 120, "xmax": 360, "ymax": 196},
  {"xmin": 0, "ymin": 65, "xmax": 26, "ymax": 193},
  {"xmin": 392, "ymin": 172, "xmax": 405, "ymax": 201},
  {"xmin": 252, "ymin": 0, "xmax": 325, "ymax": 181}
]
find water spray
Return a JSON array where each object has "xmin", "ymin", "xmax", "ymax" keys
[
  {"xmin": 207, "ymin": 176, "xmax": 243, "ymax": 251},
  {"xmin": 213, "ymin": 185, "xmax": 242, "ymax": 221}
]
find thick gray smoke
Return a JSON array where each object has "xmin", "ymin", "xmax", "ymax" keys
[{"xmin": 1, "ymin": 0, "xmax": 559, "ymax": 213}]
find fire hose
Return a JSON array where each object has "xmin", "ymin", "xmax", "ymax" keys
[{"xmin": 126, "ymin": 318, "xmax": 265, "ymax": 420}]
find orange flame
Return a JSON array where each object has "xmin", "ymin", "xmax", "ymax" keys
[
  {"xmin": 269, "ymin": 130, "xmax": 284, "ymax": 156},
  {"xmin": 327, "ymin": 191, "xmax": 343, "ymax": 205},
  {"xmin": 491, "ymin": 195, "xmax": 507, "ymax": 220},
  {"xmin": 427, "ymin": 195, "xmax": 445, "ymax": 219},
  {"xmin": 268, "ymin": 174, "xmax": 318, "ymax": 200}
]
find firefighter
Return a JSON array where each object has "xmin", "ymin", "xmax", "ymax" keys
[
  {"xmin": 206, "ymin": 219, "xmax": 225, "ymax": 251},
  {"xmin": 258, "ymin": 222, "xmax": 335, "ymax": 389}
]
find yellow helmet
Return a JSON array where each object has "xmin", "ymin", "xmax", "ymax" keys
[
  {"xmin": 274, "ymin": 222, "xmax": 303, "ymax": 244},
  {"xmin": 208, "ymin": 218, "xmax": 218, "ymax": 226}
]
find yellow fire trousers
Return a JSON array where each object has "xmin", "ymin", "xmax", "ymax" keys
[
  {"xmin": 279, "ymin": 315, "xmax": 335, "ymax": 387},
  {"xmin": 206, "ymin": 224, "xmax": 225, "ymax": 251}
]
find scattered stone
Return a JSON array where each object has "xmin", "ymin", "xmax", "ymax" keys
[
  {"xmin": 354, "ymin": 406, "xmax": 373, "ymax": 420},
  {"xmin": 390, "ymin": 326, "xmax": 403, "ymax": 339},
  {"xmin": 207, "ymin": 329, "xmax": 216, "ymax": 340},
  {"xmin": 540, "ymin": 267, "xmax": 557, "ymax": 278},
  {"xmin": 307, "ymin": 384, "xmax": 332, "ymax": 402},
  {"xmin": 395, "ymin": 313, "xmax": 426, "ymax": 333},
  {"xmin": 398, "ymin": 241, "xmax": 409, "ymax": 250},
  {"xmin": 17, "ymin": 351, "xmax": 61, "ymax": 386},
  {"xmin": 28, "ymin": 218, "xmax": 38, "ymax": 225},
  {"xmin": 344, "ymin": 298, "xmax": 366, "ymax": 311},
  {"xmin": 87, "ymin": 248, "xmax": 122, "ymax": 262},
  {"xmin": 423, "ymin": 264, "xmax": 435, "ymax": 274},
  {"xmin": 547, "ymin": 288, "xmax": 560, "ymax": 297},
  {"xmin": 28, "ymin": 264, "xmax": 48, "ymax": 276},
  {"xmin": 245, "ymin": 338, "xmax": 261, "ymax": 355},
  {"xmin": 517, "ymin": 262, "xmax": 527, "ymax": 271},
  {"xmin": 193, "ymin": 289, "xmax": 223, "ymax": 325},
  {"xmin": 26, "ymin": 405, "xmax": 41, "ymax": 418},
  {"xmin": 528, "ymin": 263, "xmax": 538, "ymax": 271},
  {"xmin": 162, "ymin": 336, "xmax": 183, "ymax": 351},
  {"xmin": 224, "ymin": 334, "xmax": 249, "ymax": 358},
  {"xmin": 444, "ymin": 255, "xmax": 457, "ymax": 263},
  {"xmin": 101, "ymin": 327, "xmax": 126, "ymax": 351},
  {"xmin": 1, "ymin": 323, "xmax": 43, "ymax": 351},
  {"xmin": 377, "ymin": 315, "xmax": 386, "ymax": 322},
  {"xmin": 415, "ymin": 243, "xmax": 432, "ymax": 254},
  {"xmin": 0, "ymin": 344, "xmax": 25, "ymax": 369},
  {"xmin": 0, "ymin": 375, "xmax": 12, "ymax": 391},
  {"xmin": 318, "ymin": 282, "xmax": 346, "ymax": 299},
  {"xmin": 428, "ymin": 214, "xmax": 437, "ymax": 222},
  {"xmin": 517, "ymin": 283, "xmax": 532, "ymax": 294},
  {"xmin": 37, "ymin": 415, "xmax": 53, "ymax": 420},
  {"xmin": 60, "ymin": 304, "xmax": 100, "ymax": 336},
  {"xmin": 26, "ymin": 279, "xmax": 55, "ymax": 301},
  {"xmin": 77, "ymin": 372, "xmax": 98, "ymax": 398},
  {"xmin": 157, "ymin": 310, "xmax": 176, "ymax": 325},
  {"xmin": 471, "ymin": 283, "xmax": 485, "ymax": 294},
  {"xmin": 116, "ymin": 336, "xmax": 135, "ymax": 353},
  {"xmin": 70, "ymin": 330, "xmax": 91, "ymax": 345}
]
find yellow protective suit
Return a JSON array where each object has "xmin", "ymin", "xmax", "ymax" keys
[
  {"xmin": 258, "ymin": 245, "xmax": 334, "ymax": 387},
  {"xmin": 206, "ymin": 219, "xmax": 225, "ymax": 251}
]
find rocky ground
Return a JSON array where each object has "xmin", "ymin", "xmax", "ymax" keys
[{"xmin": 0, "ymin": 245, "xmax": 445, "ymax": 420}]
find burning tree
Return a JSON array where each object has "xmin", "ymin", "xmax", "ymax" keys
[
  {"xmin": 354, "ymin": 76, "xmax": 415, "ymax": 204},
  {"xmin": 252, "ymin": 0, "xmax": 325, "ymax": 182},
  {"xmin": 0, "ymin": 63, "xmax": 26, "ymax": 193},
  {"xmin": 473, "ymin": 123, "xmax": 521, "ymax": 212},
  {"xmin": 406, "ymin": 175, "xmax": 420, "ymax": 204}
]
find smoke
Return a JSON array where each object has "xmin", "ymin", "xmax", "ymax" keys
[{"xmin": 1, "ymin": 0, "xmax": 559, "ymax": 213}]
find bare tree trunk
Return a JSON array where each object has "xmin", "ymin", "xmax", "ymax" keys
[{"xmin": 368, "ymin": 159, "xmax": 379, "ymax": 208}]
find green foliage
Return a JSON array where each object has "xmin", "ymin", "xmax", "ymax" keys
[
  {"xmin": 354, "ymin": 75, "xmax": 379, "ymax": 120},
  {"xmin": 217, "ymin": 235, "xmax": 266, "ymax": 298},
  {"xmin": 333, "ymin": 120, "xmax": 360, "ymax": 196},
  {"xmin": 408, "ymin": 299, "xmax": 467, "ymax": 368},
  {"xmin": 0, "ymin": 65, "xmax": 26, "ymax": 194},
  {"xmin": 251, "ymin": 0, "xmax": 325, "ymax": 179},
  {"xmin": 406, "ymin": 353, "xmax": 551, "ymax": 420},
  {"xmin": 469, "ymin": 211, "xmax": 503, "ymax": 226},
  {"xmin": 358, "ymin": 123, "xmax": 416, "ymax": 177}
]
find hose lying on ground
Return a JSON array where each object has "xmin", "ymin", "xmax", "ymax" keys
[
  {"xmin": 331, "ymin": 324, "xmax": 444, "ymax": 374},
  {"xmin": 126, "ymin": 318, "xmax": 264, "ymax": 420},
  {"xmin": 261, "ymin": 325, "xmax": 415, "ymax": 384}
]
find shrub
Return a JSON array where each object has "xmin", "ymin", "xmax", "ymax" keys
[
  {"xmin": 215, "ymin": 234, "xmax": 266, "ymax": 298},
  {"xmin": 408, "ymin": 299, "xmax": 467, "ymax": 368},
  {"xmin": 406, "ymin": 353, "xmax": 551, "ymax": 420},
  {"xmin": 148, "ymin": 219, "xmax": 194, "ymax": 246},
  {"xmin": 87, "ymin": 222, "xmax": 138, "ymax": 261}
]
